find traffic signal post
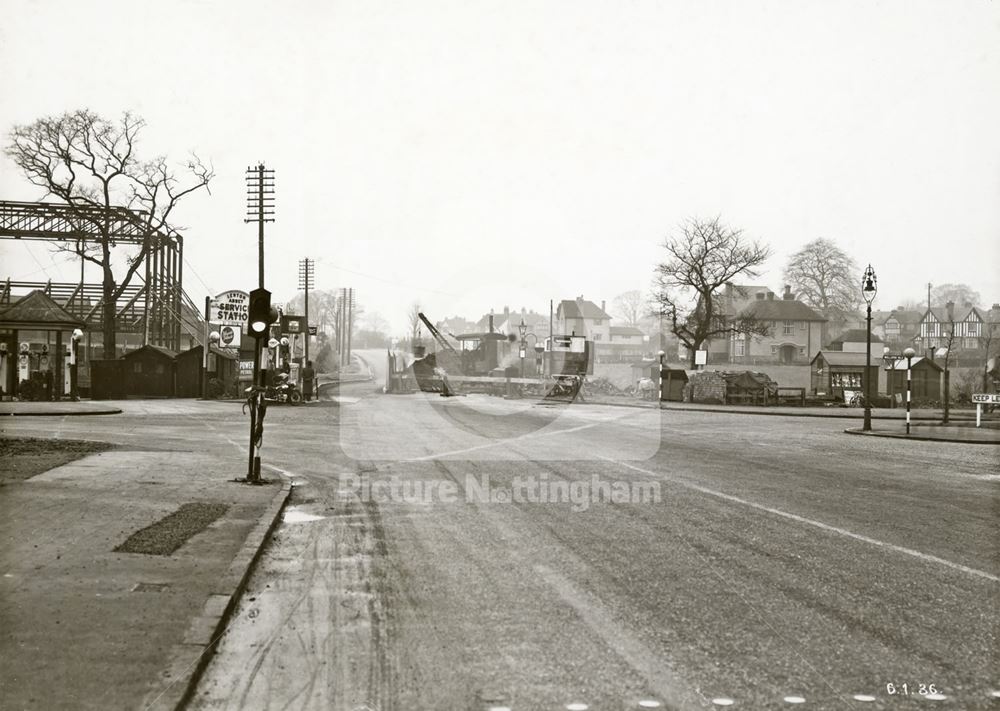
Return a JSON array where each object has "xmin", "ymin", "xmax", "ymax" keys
[{"xmin": 246, "ymin": 287, "xmax": 275, "ymax": 482}]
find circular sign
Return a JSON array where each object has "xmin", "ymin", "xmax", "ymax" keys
[
  {"xmin": 19, "ymin": 354, "xmax": 28, "ymax": 365},
  {"xmin": 268, "ymin": 338, "xmax": 279, "ymax": 349},
  {"xmin": 20, "ymin": 341, "xmax": 30, "ymax": 353},
  {"xmin": 220, "ymin": 325, "xmax": 236, "ymax": 345}
]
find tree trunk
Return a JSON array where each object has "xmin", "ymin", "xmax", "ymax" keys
[{"xmin": 102, "ymin": 272, "xmax": 117, "ymax": 357}]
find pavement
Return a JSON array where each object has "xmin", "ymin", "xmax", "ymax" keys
[
  {"xmin": 846, "ymin": 423, "xmax": 1000, "ymax": 444},
  {"xmin": 0, "ymin": 435, "xmax": 292, "ymax": 710},
  {"xmin": 0, "ymin": 400, "xmax": 123, "ymax": 416}
]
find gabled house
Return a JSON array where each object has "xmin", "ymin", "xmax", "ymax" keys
[
  {"xmin": 917, "ymin": 302, "xmax": 999, "ymax": 352},
  {"xmin": 880, "ymin": 309, "xmax": 922, "ymax": 346},
  {"xmin": 556, "ymin": 297, "xmax": 611, "ymax": 342},
  {"xmin": 730, "ymin": 286, "xmax": 826, "ymax": 364}
]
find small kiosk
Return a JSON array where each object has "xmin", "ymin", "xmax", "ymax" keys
[
  {"xmin": 0, "ymin": 290, "xmax": 86, "ymax": 400},
  {"xmin": 810, "ymin": 350, "xmax": 881, "ymax": 402}
]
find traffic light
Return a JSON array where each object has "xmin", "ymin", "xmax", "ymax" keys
[{"xmin": 248, "ymin": 288, "xmax": 275, "ymax": 338}]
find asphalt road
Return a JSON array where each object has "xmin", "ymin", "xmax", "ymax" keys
[
  {"xmin": 5, "ymin": 362, "xmax": 998, "ymax": 710},
  {"xmin": 196, "ymin": 356, "xmax": 998, "ymax": 711}
]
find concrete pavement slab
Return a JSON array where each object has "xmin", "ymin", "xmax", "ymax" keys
[
  {"xmin": 0, "ymin": 401, "xmax": 122, "ymax": 416},
  {"xmin": 0, "ymin": 448, "xmax": 291, "ymax": 711}
]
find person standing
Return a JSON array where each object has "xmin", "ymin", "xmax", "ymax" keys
[{"xmin": 302, "ymin": 360, "xmax": 316, "ymax": 402}]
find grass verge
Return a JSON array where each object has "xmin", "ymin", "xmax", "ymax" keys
[{"xmin": 0, "ymin": 437, "xmax": 114, "ymax": 484}]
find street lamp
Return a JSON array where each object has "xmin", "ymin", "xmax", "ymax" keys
[
  {"xmin": 70, "ymin": 328, "xmax": 83, "ymax": 401},
  {"xmin": 517, "ymin": 318, "xmax": 528, "ymax": 378},
  {"xmin": 903, "ymin": 346, "xmax": 915, "ymax": 435},
  {"xmin": 861, "ymin": 264, "xmax": 877, "ymax": 431}
]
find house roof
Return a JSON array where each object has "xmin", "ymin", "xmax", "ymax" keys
[
  {"xmin": 740, "ymin": 299, "xmax": 825, "ymax": 322},
  {"xmin": 883, "ymin": 310, "xmax": 923, "ymax": 326},
  {"xmin": 829, "ymin": 329, "xmax": 884, "ymax": 346},
  {"xmin": 810, "ymin": 350, "xmax": 882, "ymax": 367},
  {"xmin": 558, "ymin": 298, "xmax": 611, "ymax": 320},
  {"xmin": 886, "ymin": 356, "xmax": 943, "ymax": 372},
  {"xmin": 122, "ymin": 344, "xmax": 178, "ymax": 360},
  {"xmin": 0, "ymin": 289, "xmax": 87, "ymax": 330},
  {"xmin": 610, "ymin": 326, "xmax": 645, "ymax": 336}
]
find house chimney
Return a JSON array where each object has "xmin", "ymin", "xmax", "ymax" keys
[
  {"xmin": 601, "ymin": 300, "xmax": 606, "ymax": 313},
  {"xmin": 488, "ymin": 312, "xmax": 494, "ymax": 333},
  {"xmin": 504, "ymin": 305, "xmax": 510, "ymax": 323},
  {"xmin": 963, "ymin": 300, "xmax": 972, "ymax": 309},
  {"xmin": 756, "ymin": 292, "xmax": 766, "ymax": 301},
  {"xmin": 767, "ymin": 292, "xmax": 775, "ymax": 300},
  {"xmin": 993, "ymin": 303, "xmax": 1000, "ymax": 311},
  {"xmin": 783, "ymin": 285, "xmax": 794, "ymax": 300}
]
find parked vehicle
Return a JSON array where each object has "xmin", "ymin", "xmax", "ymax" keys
[{"xmin": 266, "ymin": 374, "xmax": 302, "ymax": 405}]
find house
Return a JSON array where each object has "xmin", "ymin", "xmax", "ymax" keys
[
  {"xmin": 880, "ymin": 309, "xmax": 922, "ymax": 347},
  {"xmin": 556, "ymin": 297, "xmax": 611, "ymax": 342},
  {"xmin": 918, "ymin": 302, "xmax": 1000, "ymax": 359},
  {"xmin": 810, "ymin": 350, "xmax": 883, "ymax": 401},
  {"xmin": 594, "ymin": 325, "xmax": 646, "ymax": 363},
  {"xmin": 731, "ymin": 286, "xmax": 826, "ymax": 364},
  {"xmin": 473, "ymin": 307, "xmax": 550, "ymax": 339},
  {"xmin": 826, "ymin": 329, "xmax": 883, "ymax": 353}
]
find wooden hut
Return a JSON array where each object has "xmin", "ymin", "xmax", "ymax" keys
[
  {"xmin": 121, "ymin": 345, "xmax": 177, "ymax": 397},
  {"xmin": 885, "ymin": 356, "xmax": 943, "ymax": 404},
  {"xmin": 810, "ymin": 350, "xmax": 881, "ymax": 401}
]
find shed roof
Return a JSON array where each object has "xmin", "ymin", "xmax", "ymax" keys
[
  {"xmin": 610, "ymin": 326, "xmax": 645, "ymax": 336},
  {"xmin": 885, "ymin": 355, "xmax": 943, "ymax": 372},
  {"xmin": 121, "ymin": 344, "xmax": 178, "ymax": 360},
  {"xmin": 810, "ymin": 350, "xmax": 882, "ymax": 367},
  {"xmin": 0, "ymin": 290, "xmax": 86, "ymax": 330}
]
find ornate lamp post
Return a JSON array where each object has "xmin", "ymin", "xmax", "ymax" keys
[
  {"xmin": 861, "ymin": 265, "xmax": 878, "ymax": 431},
  {"xmin": 903, "ymin": 346, "xmax": 916, "ymax": 435}
]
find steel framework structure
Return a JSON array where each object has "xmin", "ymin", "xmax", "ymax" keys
[{"xmin": 0, "ymin": 200, "xmax": 198, "ymax": 351}]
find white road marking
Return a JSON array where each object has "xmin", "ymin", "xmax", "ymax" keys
[{"xmin": 606, "ymin": 458, "xmax": 1000, "ymax": 584}]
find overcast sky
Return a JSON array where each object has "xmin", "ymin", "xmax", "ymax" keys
[{"xmin": 2, "ymin": 0, "xmax": 998, "ymax": 334}]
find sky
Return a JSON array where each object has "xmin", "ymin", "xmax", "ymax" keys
[{"xmin": 1, "ymin": 0, "xmax": 998, "ymax": 335}]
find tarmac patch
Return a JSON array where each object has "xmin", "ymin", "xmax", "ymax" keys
[{"xmin": 115, "ymin": 503, "xmax": 229, "ymax": 556}]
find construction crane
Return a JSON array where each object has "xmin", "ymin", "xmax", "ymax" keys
[{"xmin": 417, "ymin": 312, "xmax": 460, "ymax": 357}]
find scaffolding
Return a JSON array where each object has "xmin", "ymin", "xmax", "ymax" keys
[{"xmin": 0, "ymin": 200, "xmax": 201, "ymax": 351}]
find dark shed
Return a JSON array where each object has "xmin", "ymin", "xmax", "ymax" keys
[{"xmin": 122, "ymin": 345, "xmax": 177, "ymax": 397}]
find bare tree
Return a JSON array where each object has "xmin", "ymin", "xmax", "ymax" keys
[
  {"xmin": 5, "ymin": 109, "xmax": 213, "ymax": 354},
  {"xmin": 612, "ymin": 290, "xmax": 643, "ymax": 327},
  {"xmin": 939, "ymin": 301, "xmax": 959, "ymax": 424},
  {"xmin": 982, "ymin": 317, "xmax": 999, "ymax": 392},
  {"xmin": 932, "ymin": 283, "xmax": 981, "ymax": 308},
  {"xmin": 652, "ymin": 217, "xmax": 772, "ymax": 368},
  {"xmin": 783, "ymin": 238, "xmax": 862, "ymax": 323},
  {"xmin": 361, "ymin": 311, "xmax": 390, "ymax": 336},
  {"xmin": 408, "ymin": 301, "xmax": 422, "ymax": 343}
]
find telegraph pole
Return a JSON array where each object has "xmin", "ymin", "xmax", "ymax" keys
[
  {"xmin": 298, "ymin": 258, "xmax": 314, "ymax": 362},
  {"xmin": 346, "ymin": 287, "xmax": 354, "ymax": 364},
  {"xmin": 244, "ymin": 164, "xmax": 275, "ymax": 483}
]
